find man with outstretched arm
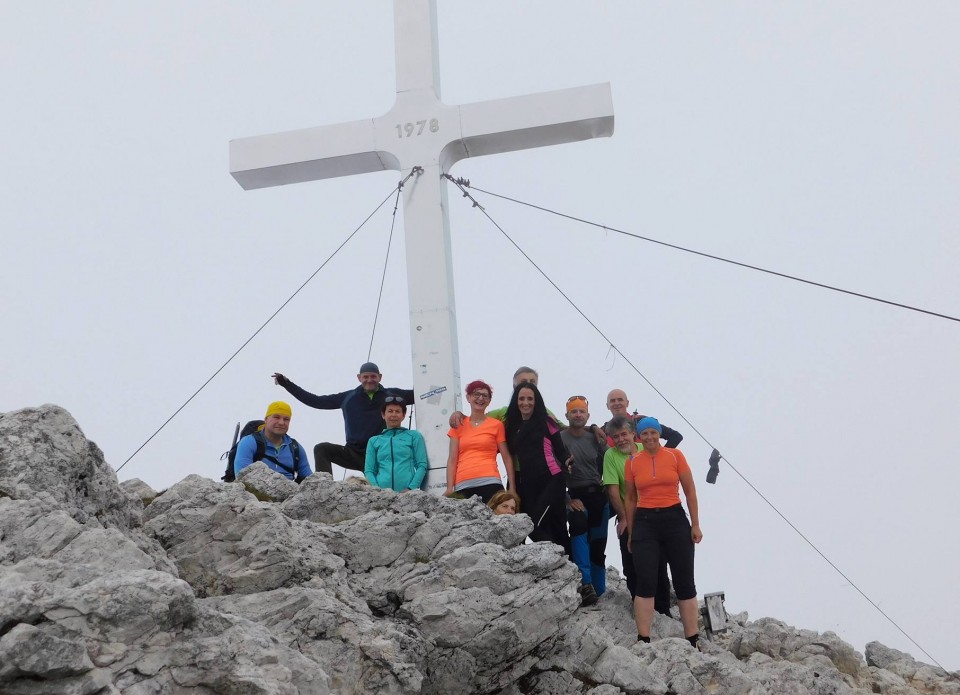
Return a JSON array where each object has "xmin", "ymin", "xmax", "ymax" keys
[
  {"xmin": 233, "ymin": 401, "xmax": 312, "ymax": 482},
  {"xmin": 272, "ymin": 362, "xmax": 414, "ymax": 474}
]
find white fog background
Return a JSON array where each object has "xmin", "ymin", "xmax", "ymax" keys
[{"xmin": 2, "ymin": 1, "xmax": 958, "ymax": 671}]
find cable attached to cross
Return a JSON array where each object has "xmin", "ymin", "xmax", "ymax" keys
[
  {"xmin": 117, "ymin": 169, "xmax": 421, "ymax": 473},
  {"xmin": 367, "ymin": 167, "xmax": 422, "ymax": 434},
  {"xmin": 367, "ymin": 172, "xmax": 413, "ymax": 362},
  {"xmin": 443, "ymin": 173, "xmax": 717, "ymax": 447},
  {"xmin": 443, "ymin": 173, "xmax": 951, "ymax": 673},
  {"xmin": 449, "ymin": 178, "xmax": 960, "ymax": 325}
]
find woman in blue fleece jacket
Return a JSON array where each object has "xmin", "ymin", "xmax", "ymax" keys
[{"xmin": 364, "ymin": 397, "xmax": 428, "ymax": 492}]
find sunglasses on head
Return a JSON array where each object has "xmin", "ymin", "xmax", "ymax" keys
[
  {"xmin": 384, "ymin": 395, "xmax": 405, "ymax": 405},
  {"xmin": 566, "ymin": 395, "xmax": 589, "ymax": 405}
]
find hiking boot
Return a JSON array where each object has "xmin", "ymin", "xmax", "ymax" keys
[{"xmin": 579, "ymin": 583, "xmax": 599, "ymax": 607}]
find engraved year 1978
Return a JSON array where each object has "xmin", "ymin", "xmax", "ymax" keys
[{"xmin": 395, "ymin": 119, "xmax": 439, "ymax": 138}]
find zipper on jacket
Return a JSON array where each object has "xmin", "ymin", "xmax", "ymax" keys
[{"xmin": 389, "ymin": 434, "xmax": 395, "ymax": 490}]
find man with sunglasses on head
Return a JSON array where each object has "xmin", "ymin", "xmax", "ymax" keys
[
  {"xmin": 561, "ymin": 395, "xmax": 609, "ymax": 607},
  {"xmin": 271, "ymin": 362, "xmax": 414, "ymax": 475}
]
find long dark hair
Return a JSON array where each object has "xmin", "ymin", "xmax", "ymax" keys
[{"xmin": 505, "ymin": 382, "xmax": 549, "ymax": 451}]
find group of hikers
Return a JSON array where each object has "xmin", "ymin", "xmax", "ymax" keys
[{"xmin": 231, "ymin": 362, "xmax": 704, "ymax": 648}]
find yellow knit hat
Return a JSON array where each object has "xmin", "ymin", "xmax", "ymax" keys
[{"xmin": 265, "ymin": 401, "xmax": 292, "ymax": 419}]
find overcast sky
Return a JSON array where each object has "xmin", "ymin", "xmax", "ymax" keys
[{"xmin": 2, "ymin": 1, "xmax": 958, "ymax": 671}]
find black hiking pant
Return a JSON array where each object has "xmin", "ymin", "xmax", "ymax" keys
[
  {"xmin": 314, "ymin": 442, "xmax": 365, "ymax": 474},
  {"xmin": 519, "ymin": 472, "xmax": 570, "ymax": 556},
  {"xmin": 631, "ymin": 504, "xmax": 696, "ymax": 602},
  {"xmin": 619, "ymin": 527, "xmax": 672, "ymax": 615}
]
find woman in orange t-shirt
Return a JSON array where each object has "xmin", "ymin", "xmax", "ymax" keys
[
  {"xmin": 625, "ymin": 416, "xmax": 702, "ymax": 649},
  {"xmin": 445, "ymin": 380, "xmax": 516, "ymax": 503}
]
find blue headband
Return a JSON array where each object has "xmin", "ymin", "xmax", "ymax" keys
[{"xmin": 636, "ymin": 416, "xmax": 662, "ymax": 436}]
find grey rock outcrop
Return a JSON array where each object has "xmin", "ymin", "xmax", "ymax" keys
[
  {"xmin": 865, "ymin": 642, "xmax": 960, "ymax": 694},
  {"xmin": 118, "ymin": 477, "xmax": 158, "ymax": 504},
  {"xmin": 237, "ymin": 461, "xmax": 301, "ymax": 502},
  {"xmin": 1, "ymin": 404, "xmax": 958, "ymax": 694}
]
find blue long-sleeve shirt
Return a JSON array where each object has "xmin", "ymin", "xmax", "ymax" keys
[
  {"xmin": 233, "ymin": 433, "xmax": 312, "ymax": 481},
  {"xmin": 280, "ymin": 380, "xmax": 415, "ymax": 450}
]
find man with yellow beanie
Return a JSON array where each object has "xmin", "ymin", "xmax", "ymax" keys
[{"xmin": 233, "ymin": 401, "xmax": 312, "ymax": 482}]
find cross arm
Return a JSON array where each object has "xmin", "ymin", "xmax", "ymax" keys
[
  {"xmin": 442, "ymin": 83, "xmax": 615, "ymax": 169},
  {"xmin": 230, "ymin": 119, "xmax": 401, "ymax": 190}
]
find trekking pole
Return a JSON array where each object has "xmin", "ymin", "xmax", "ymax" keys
[{"xmin": 222, "ymin": 421, "xmax": 241, "ymax": 460}]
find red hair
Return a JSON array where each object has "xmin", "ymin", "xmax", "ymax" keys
[{"xmin": 465, "ymin": 379, "xmax": 493, "ymax": 396}]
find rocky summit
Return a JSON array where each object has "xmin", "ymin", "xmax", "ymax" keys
[{"xmin": 1, "ymin": 404, "xmax": 957, "ymax": 695}]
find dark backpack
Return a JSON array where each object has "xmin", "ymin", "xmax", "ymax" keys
[{"xmin": 221, "ymin": 420, "xmax": 304, "ymax": 483}]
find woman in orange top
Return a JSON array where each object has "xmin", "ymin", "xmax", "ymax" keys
[
  {"xmin": 445, "ymin": 380, "xmax": 516, "ymax": 503},
  {"xmin": 625, "ymin": 416, "xmax": 702, "ymax": 648}
]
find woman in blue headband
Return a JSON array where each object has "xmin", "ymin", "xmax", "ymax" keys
[{"xmin": 624, "ymin": 416, "xmax": 702, "ymax": 649}]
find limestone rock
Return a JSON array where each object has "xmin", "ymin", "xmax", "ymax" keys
[
  {"xmin": 237, "ymin": 460, "xmax": 301, "ymax": 502},
  {"xmin": 0, "ymin": 405, "xmax": 140, "ymax": 531},
  {"xmin": 0, "ymin": 623, "xmax": 94, "ymax": 679},
  {"xmin": 0, "ymin": 405, "xmax": 175, "ymax": 575},
  {"xmin": 865, "ymin": 642, "xmax": 960, "ymax": 695},
  {"xmin": 204, "ymin": 587, "xmax": 424, "ymax": 694},
  {"xmin": 119, "ymin": 477, "xmax": 158, "ymax": 504},
  {"xmin": 730, "ymin": 616, "xmax": 865, "ymax": 680},
  {"xmin": 112, "ymin": 604, "xmax": 332, "ymax": 694},
  {"xmin": 142, "ymin": 474, "xmax": 347, "ymax": 598},
  {"xmin": 3, "ymin": 404, "xmax": 960, "ymax": 695}
]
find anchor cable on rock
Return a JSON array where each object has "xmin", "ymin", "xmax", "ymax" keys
[{"xmin": 117, "ymin": 171, "xmax": 419, "ymax": 473}]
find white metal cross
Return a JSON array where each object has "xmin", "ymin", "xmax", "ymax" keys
[{"xmin": 230, "ymin": 0, "xmax": 614, "ymax": 492}]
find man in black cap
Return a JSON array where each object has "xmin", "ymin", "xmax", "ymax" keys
[{"xmin": 272, "ymin": 362, "xmax": 414, "ymax": 474}]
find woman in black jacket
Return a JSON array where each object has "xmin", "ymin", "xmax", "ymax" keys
[{"xmin": 505, "ymin": 382, "xmax": 571, "ymax": 554}]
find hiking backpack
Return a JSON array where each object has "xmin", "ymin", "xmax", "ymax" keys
[{"xmin": 221, "ymin": 420, "xmax": 304, "ymax": 483}]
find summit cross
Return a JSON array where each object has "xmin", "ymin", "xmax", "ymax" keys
[{"xmin": 230, "ymin": 0, "xmax": 614, "ymax": 492}]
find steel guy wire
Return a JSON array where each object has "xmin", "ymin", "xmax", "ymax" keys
[
  {"xmin": 118, "ymin": 170, "xmax": 419, "ymax": 472},
  {"xmin": 444, "ymin": 173, "xmax": 950, "ymax": 672}
]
